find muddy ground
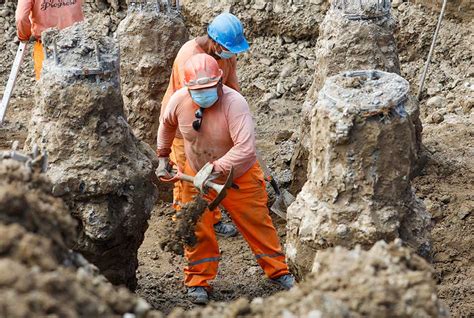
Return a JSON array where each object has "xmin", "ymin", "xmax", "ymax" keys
[{"xmin": 0, "ymin": 1, "xmax": 472, "ymax": 316}]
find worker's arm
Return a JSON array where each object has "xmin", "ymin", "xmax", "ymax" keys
[
  {"xmin": 15, "ymin": 0, "xmax": 33, "ymax": 41},
  {"xmin": 213, "ymin": 94, "xmax": 256, "ymax": 178},
  {"xmin": 224, "ymin": 57, "xmax": 240, "ymax": 92},
  {"xmin": 156, "ymin": 92, "xmax": 180, "ymax": 157}
]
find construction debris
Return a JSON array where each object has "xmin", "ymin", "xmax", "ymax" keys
[{"xmin": 25, "ymin": 22, "xmax": 159, "ymax": 290}]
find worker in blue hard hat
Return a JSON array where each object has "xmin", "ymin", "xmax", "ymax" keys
[{"xmin": 159, "ymin": 12, "xmax": 250, "ymax": 239}]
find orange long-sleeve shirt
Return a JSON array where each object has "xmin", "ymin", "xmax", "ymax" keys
[
  {"xmin": 15, "ymin": 0, "xmax": 84, "ymax": 41},
  {"xmin": 160, "ymin": 39, "xmax": 240, "ymax": 125},
  {"xmin": 157, "ymin": 86, "xmax": 256, "ymax": 179}
]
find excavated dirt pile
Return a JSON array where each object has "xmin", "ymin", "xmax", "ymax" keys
[
  {"xmin": 117, "ymin": 4, "xmax": 188, "ymax": 147},
  {"xmin": 0, "ymin": 159, "xmax": 154, "ymax": 317},
  {"xmin": 171, "ymin": 240, "xmax": 448, "ymax": 318},
  {"xmin": 24, "ymin": 22, "xmax": 159, "ymax": 290},
  {"xmin": 286, "ymin": 70, "xmax": 431, "ymax": 278},
  {"xmin": 159, "ymin": 195, "xmax": 208, "ymax": 256}
]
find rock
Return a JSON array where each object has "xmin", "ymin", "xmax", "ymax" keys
[
  {"xmin": 440, "ymin": 195, "xmax": 451, "ymax": 204},
  {"xmin": 276, "ymin": 82, "xmax": 286, "ymax": 95},
  {"xmin": 275, "ymin": 130, "xmax": 293, "ymax": 144},
  {"xmin": 260, "ymin": 58, "xmax": 273, "ymax": 66},
  {"xmin": 25, "ymin": 22, "xmax": 158, "ymax": 290},
  {"xmin": 430, "ymin": 112, "xmax": 445, "ymax": 124},
  {"xmin": 280, "ymin": 64, "xmax": 296, "ymax": 78},
  {"xmin": 457, "ymin": 206, "xmax": 472, "ymax": 220},
  {"xmin": 392, "ymin": 0, "xmax": 403, "ymax": 8},
  {"xmin": 426, "ymin": 96, "xmax": 446, "ymax": 109}
]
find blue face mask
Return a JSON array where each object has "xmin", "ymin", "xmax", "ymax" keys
[
  {"xmin": 216, "ymin": 50, "xmax": 235, "ymax": 60},
  {"xmin": 189, "ymin": 87, "xmax": 219, "ymax": 108}
]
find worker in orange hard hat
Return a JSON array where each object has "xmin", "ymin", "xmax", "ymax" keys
[
  {"xmin": 159, "ymin": 12, "xmax": 250, "ymax": 238},
  {"xmin": 156, "ymin": 53, "xmax": 294, "ymax": 304},
  {"xmin": 15, "ymin": 0, "xmax": 84, "ymax": 80}
]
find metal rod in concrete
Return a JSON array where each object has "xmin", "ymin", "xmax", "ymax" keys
[{"xmin": 52, "ymin": 39, "xmax": 59, "ymax": 65}]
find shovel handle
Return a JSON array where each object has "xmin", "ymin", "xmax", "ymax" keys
[{"xmin": 268, "ymin": 178, "xmax": 281, "ymax": 196}]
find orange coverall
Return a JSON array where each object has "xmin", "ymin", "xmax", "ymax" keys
[
  {"xmin": 157, "ymin": 86, "xmax": 289, "ymax": 287},
  {"xmin": 15, "ymin": 0, "xmax": 84, "ymax": 80},
  {"xmin": 160, "ymin": 38, "xmax": 240, "ymax": 211}
]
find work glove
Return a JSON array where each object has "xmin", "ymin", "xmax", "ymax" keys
[{"xmin": 155, "ymin": 157, "xmax": 173, "ymax": 180}]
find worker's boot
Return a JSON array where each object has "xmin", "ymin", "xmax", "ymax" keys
[
  {"xmin": 271, "ymin": 274, "xmax": 295, "ymax": 290},
  {"xmin": 187, "ymin": 286, "xmax": 209, "ymax": 304},
  {"xmin": 213, "ymin": 221, "xmax": 238, "ymax": 238}
]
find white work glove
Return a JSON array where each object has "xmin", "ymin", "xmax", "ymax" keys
[{"xmin": 155, "ymin": 157, "xmax": 173, "ymax": 179}]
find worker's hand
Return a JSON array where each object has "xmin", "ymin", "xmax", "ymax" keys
[{"xmin": 155, "ymin": 157, "xmax": 173, "ymax": 179}]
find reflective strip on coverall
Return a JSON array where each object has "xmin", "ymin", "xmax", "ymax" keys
[{"xmin": 181, "ymin": 161, "xmax": 289, "ymax": 287}]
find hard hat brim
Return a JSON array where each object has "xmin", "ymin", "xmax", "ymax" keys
[
  {"xmin": 187, "ymin": 80, "xmax": 220, "ymax": 90},
  {"xmin": 224, "ymin": 36, "xmax": 250, "ymax": 54}
]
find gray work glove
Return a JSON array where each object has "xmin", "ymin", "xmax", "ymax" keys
[{"xmin": 155, "ymin": 157, "xmax": 173, "ymax": 179}]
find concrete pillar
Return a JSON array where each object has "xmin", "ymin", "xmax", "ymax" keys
[
  {"xmin": 117, "ymin": 2, "xmax": 188, "ymax": 147},
  {"xmin": 25, "ymin": 22, "xmax": 158, "ymax": 290},
  {"xmin": 286, "ymin": 70, "xmax": 431, "ymax": 278},
  {"xmin": 290, "ymin": 0, "xmax": 411, "ymax": 194}
]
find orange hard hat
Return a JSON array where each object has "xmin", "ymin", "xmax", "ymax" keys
[{"xmin": 184, "ymin": 53, "xmax": 223, "ymax": 89}]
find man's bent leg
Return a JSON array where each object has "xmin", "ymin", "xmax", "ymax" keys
[{"xmin": 221, "ymin": 163, "xmax": 289, "ymax": 279}]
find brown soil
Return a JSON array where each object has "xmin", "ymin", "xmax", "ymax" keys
[
  {"xmin": 0, "ymin": 160, "xmax": 152, "ymax": 318},
  {"xmin": 136, "ymin": 202, "xmax": 286, "ymax": 314},
  {"xmin": 159, "ymin": 195, "xmax": 208, "ymax": 256}
]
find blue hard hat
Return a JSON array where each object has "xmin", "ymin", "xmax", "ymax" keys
[{"xmin": 207, "ymin": 12, "xmax": 250, "ymax": 54}]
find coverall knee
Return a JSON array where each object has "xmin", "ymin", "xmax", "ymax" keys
[{"xmin": 181, "ymin": 161, "xmax": 289, "ymax": 287}]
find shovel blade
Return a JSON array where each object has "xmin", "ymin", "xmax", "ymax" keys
[{"xmin": 270, "ymin": 189, "xmax": 295, "ymax": 220}]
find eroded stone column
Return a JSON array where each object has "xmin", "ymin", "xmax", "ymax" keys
[
  {"xmin": 25, "ymin": 22, "xmax": 158, "ymax": 289},
  {"xmin": 117, "ymin": 1, "xmax": 188, "ymax": 147},
  {"xmin": 290, "ymin": 0, "xmax": 406, "ymax": 194},
  {"xmin": 286, "ymin": 70, "xmax": 431, "ymax": 278}
]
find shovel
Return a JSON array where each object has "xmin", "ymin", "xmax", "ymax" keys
[
  {"xmin": 157, "ymin": 162, "xmax": 234, "ymax": 211},
  {"xmin": 256, "ymin": 151, "xmax": 295, "ymax": 219}
]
